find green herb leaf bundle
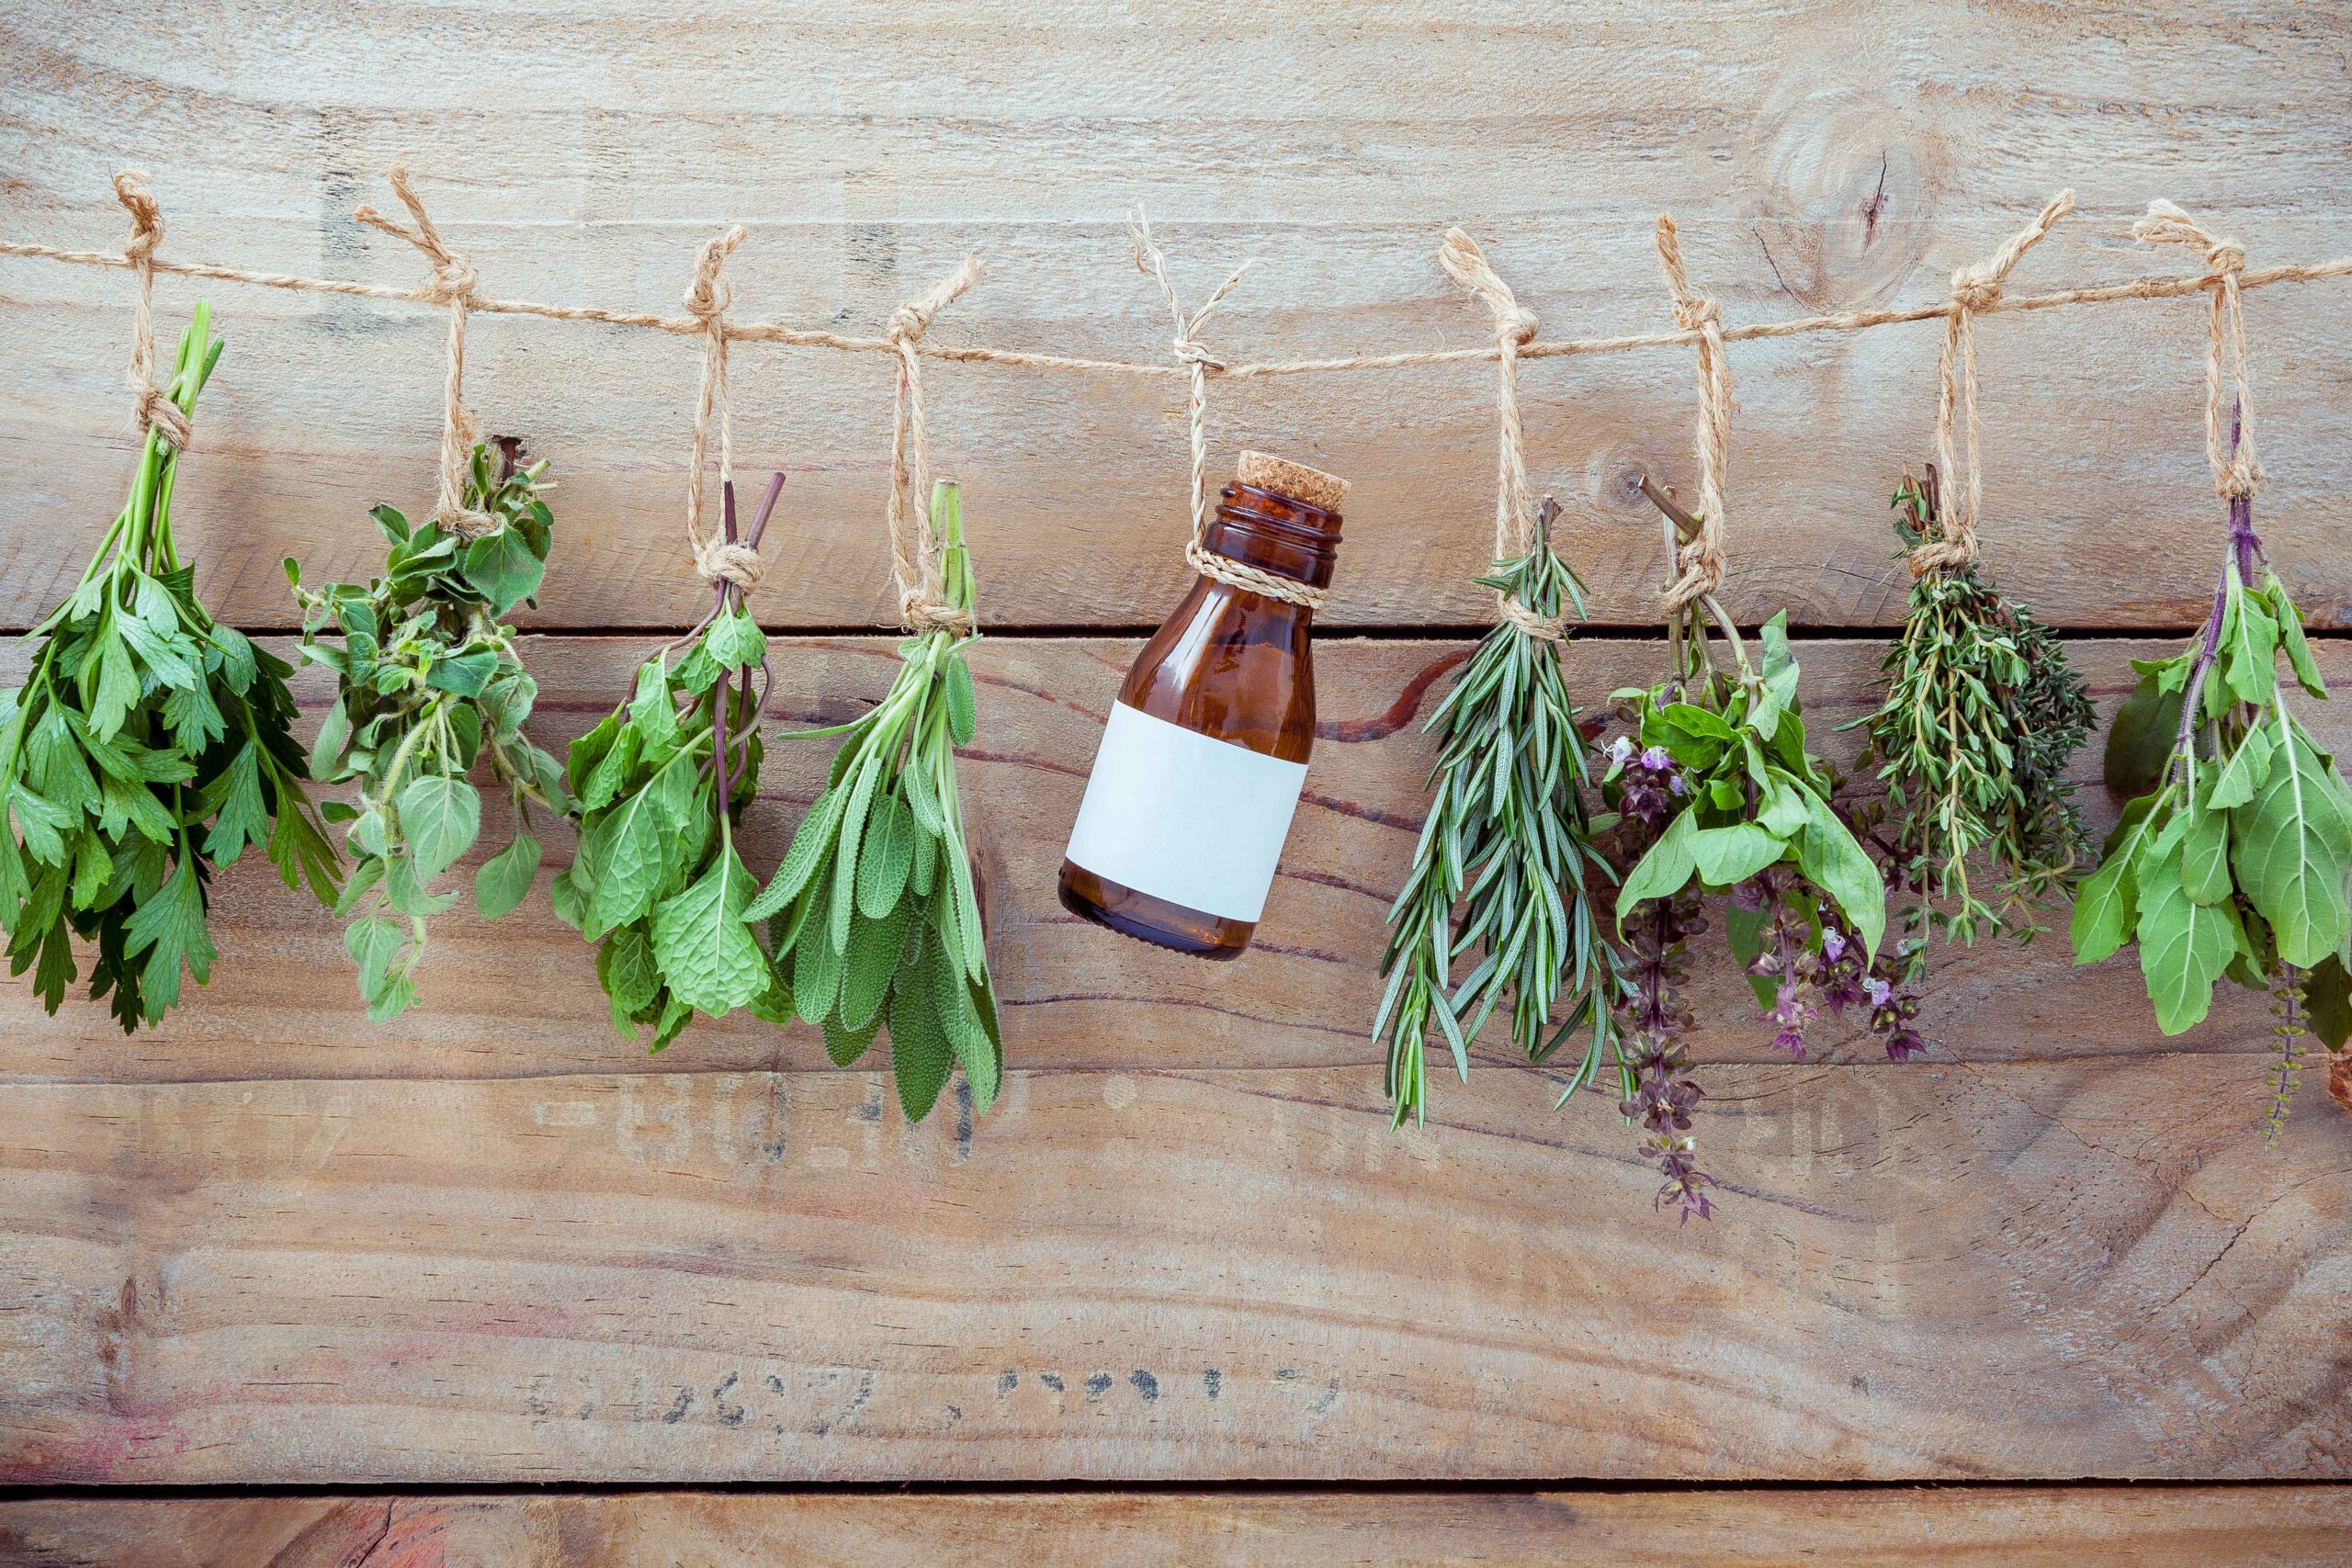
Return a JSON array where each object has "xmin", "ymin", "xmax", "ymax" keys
[
  {"xmin": 1374, "ymin": 500, "xmax": 1627, "ymax": 1125},
  {"xmin": 1857, "ymin": 468, "xmax": 2095, "ymax": 976},
  {"xmin": 2074, "ymin": 450, "xmax": 2352, "ymax": 1130},
  {"xmin": 289, "ymin": 440, "xmax": 566, "ymax": 1020},
  {"xmin": 0, "ymin": 303, "xmax": 337, "ymax": 1029},
  {"xmin": 554, "ymin": 477, "xmax": 786, "ymax": 1050},
  {"xmin": 747, "ymin": 480, "xmax": 1001, "ymax": 1123}
]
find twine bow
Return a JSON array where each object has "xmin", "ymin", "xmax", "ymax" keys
[
  {"xmin": 886, "ymin": 255, "xmax": 986, "ymax": 634},
  {"xmin": 680, "ymin": 225, "xmax": 763, "ymax": 592},
  {"xmin": 112, "ymin": 172, "xmax": 193, "ymax": 452},
  {"xmin": 2134, "ymin": 198, "xmax": 2262, "ymax": 502},
  {"xmin": 1653, "ymin": 216, "xmax": 1730, "ymax": 613},
  {"xmin": 1913, "ymin": 189, "xmax": 2075, "ymax": 577},
  {"xmin": 353, "ymin": 164, "xmax": 498, "ymax": 538},
  {"xmin": 1438, "ymin": 228, "xmax": 1560, "ymax": 641}
]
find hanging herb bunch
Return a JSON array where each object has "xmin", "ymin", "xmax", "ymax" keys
[
  {"xmin": 0, "ymin": 303, "xmax": 338, "ymax": 1030},
  {"xmin": 1853, "ymin": 466, "xmax": 2096, "ymax": 978},
  {"xmin": 749, "ymin": 479, "xmax": 1001, "ymax": 1123},
  {"xmin": 288, "ymin": 438, "xmax": 566, "ymax": 1020},
  {"xmin": 1374, "ymin": 498, "xmax": 1628, "ymax": 1125},
  {"xmin": 1600, "ymin": 484, "xmax": 1902, "ymax": 1221},
  {"xmin": 2074, "ymin": 412, "xmax": 2352, "ymax": 1133},
  {"xmin": 554, "ymin": 475, "xmax": 788, "ymax": 1049}
]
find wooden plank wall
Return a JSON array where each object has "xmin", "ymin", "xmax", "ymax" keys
[{"xmin": 2, "ymin": 3, "xmax": 2349, "ymax": 1562}]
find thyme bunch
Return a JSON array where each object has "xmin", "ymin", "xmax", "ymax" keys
[{"xmin": 1854, "ymin": 468, "xmax": 2094, "ymax": 979}]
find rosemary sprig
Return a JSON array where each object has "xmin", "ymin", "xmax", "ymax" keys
[{"xmin": 1374, "ymin": 500, "xmax": 1627, "ymax": 1125}]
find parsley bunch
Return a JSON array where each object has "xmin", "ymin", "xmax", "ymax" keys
[
  {"xmin": 747, "ymin": 481, "xmax": 1001, "ymax": 1123},
  {"xmin": 1374, "ymin": 499, "xmax": 1627, "ymax": 1125},
  {"xmin": 1856, "ymin": 469, "xmax": 2094, "ymax": 978},
  {"xmin": 1, "ymin": 303, "xmax": 336, "ymax": 1029},
  {"xmin": 288, "ymin": 440, "xmax": 566, "ymax": 1020},
  {"xmin": 555, "ymin": 478, "xmax": 786, "ymax": 1049},
  {"xmin": 2074, "ymin": 468, "xmax": 2352, "ymax": 1132}
]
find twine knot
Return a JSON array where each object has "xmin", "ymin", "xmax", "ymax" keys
[
  {"xmin": 2135, "ymin": 198, "xmax": 2264, "ymax": 503},
  {"xmin": 695, "ymin": 537, "xmax": 766, "ymax": 591},
  {"xmin": 1672, "ymin": 296, "xmax": 1720, "ymax": 333},
  {"xmin": 112, "ymin": 171, "xmax": 191, "ymax": 451},
  {"xmin": 1170, "ymin": 335, "xmax": 1226, "ymax": 370},
  {"xmin": 420, "ymin": 253, "xmax": 478, "ymax": 306},
  {"xmin": 131, "ymin": 383, "xmax": 193, "ymax": 450},
  {"xmin": 1653, "ymin": 215, "xmax": 1732, "ymax": 613},
  {"xmin": 1437, "ymin": 228, "xmax": 1549, "ymax": 604},
  {"xmin": 885, "ymin": 257, "xmax": 987, "ymax": 631},
  {"xmin": 1949, "ymin": 263, "xmax": 2004, "ymax": 314},
  {"xmin": 899, "ymin": 589, "xmax": 976, "ymax": 637},
  {"xmin": 683, "ymin": 227, "xmax": 744, "ymax": 323},
  {"xmin": 114, "ymin": 172, "xmax": 163, "ymax": 263}
]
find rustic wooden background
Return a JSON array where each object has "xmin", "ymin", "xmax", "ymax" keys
[{"xmin": 4, "ymin": 2, "xmax": 2350, "ymax": 1562}]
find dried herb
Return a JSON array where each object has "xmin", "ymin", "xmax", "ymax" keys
[
  {"xmin": 554, "ymin": 476, "xmax": 786, "ymax": 1049},
  {"xmin": 747, "ymin": 480, "xmax": 1001, "ymax": 1123},
  {"xmin": 289, "ymin": 440, "xmax": 566, "ymax": 1020},
  {"xmin": 1855, "ymin": 468, "xmax": 2095, "ymax": 978},
  {"xmin": 1599, "ymin": 485, "xmax": 1900, "ymax": 1218},
  {"xmin": 1374, "ymin": 499, "xmax": 1627, "ymax": 1125},
  {"xmin": 2074, "ymin": 424, "xmax": 2352, "ymax": 1132},
  {"xmin": 0, "ymin": 304, "xmax": 337, "ymax": 1029}
]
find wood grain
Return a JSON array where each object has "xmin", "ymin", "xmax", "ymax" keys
[
  {"xmin": 0, "ymin": 634, "xmax": 2341, "ymax": 1085},
  {"xmin": 5, "ymin": 4, "xmax": 2352, "ymax": 632},
  {"xmin": 6, "ymin": 1487, "xmax": 2350, "ymax": 1567}
]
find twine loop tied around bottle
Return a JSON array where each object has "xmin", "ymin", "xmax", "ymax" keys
[
  {"xmin": 112, "ymin": 171, "xmax": 195, "ymax": 453},
  {"xmin": 1438, "ymin": 227, "xmax": 1562, "ymax": 642},
  {"xmin": 679, "ymin": 225, "xmax": 757, "ymax": 590},
  {"xmin": 2135, "ymin": 198, "xmax": 2263, "ymax": 502},
  {"xmin": 1653, "ymin": 216, "xmax": 1730, "ymax": 614},
  {"xmin": 1913, "ymin": 188, "xmax": 2075, "ymax": 578},
  {"xmin": 353, "ymin": 164, "xmax": 499, "ymax": 538},
  {"xmin": 886, "ymin": 256, "xmax": 986, "ymax": 636}
]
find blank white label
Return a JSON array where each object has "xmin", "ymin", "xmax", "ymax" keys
[{"xmin": 1064, "ymin": 700, "xmax": 1311, "ymax": 923}]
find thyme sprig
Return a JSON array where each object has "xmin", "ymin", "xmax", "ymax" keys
[
  {"xmin": 1854, "ymin": 468, "xmax": 2095, "ymax": 980},
  {"xmin": 1374, "ymin": 500, "xmax": 1628, "ymax": 1126}
]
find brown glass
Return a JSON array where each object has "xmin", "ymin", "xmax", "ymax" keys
[{"xmin": 1057, "ymin": 480, "xmax": 1340, "ymax": 958}]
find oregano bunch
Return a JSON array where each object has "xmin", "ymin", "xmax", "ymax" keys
[
  {"xmin": 553, "ymin": 478, "xmax": 787, "ymax": 1049},
  {"xmin": 2073, "ymin": 448, "xmax": 2352, "ymax": 1131},
  {"xmin": 1854, "ymin": 468, "xmax": 2095, "ymax": 978},
  {"xmin": 747, "ymin": 480, "xmax": 1001, "ymax": 1123},
  {"xmin": 0, "ymin": 303, "xmax": 337, "ymax": 1030},
  {"xmin": 288, "ymin": 439, "xmax": 566, "ymax": 1020},
  {"xmin": 1374, "ymin": 499, "xmax": 1627, "ymax": 1126}
]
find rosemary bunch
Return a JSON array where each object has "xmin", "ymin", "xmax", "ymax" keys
[
  {"xmin": 1855, "ymin": 468, "xmax": 2094, "ymax": 979},
  {"xmin": 289, "ymin": 440, "xmax": 567, "ymax": 1020},
  {"xmin": 0, "ymin": 304, "xmax": 337, "ymax": 1029},
  {"xmin": 1374, "ymin": 500, "xmax": 1627, "ymax": 1125},
  {"xmin": 748, "ymin": 481, "xmax": 1001, "ymax": 1123}
]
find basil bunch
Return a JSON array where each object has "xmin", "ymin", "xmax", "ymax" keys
[
  {"xmin": 1, "ymin": 303, "xmax": 336, "ymax": 1029},
  {"xmin": 289, "ymin": 441, "xmax": 566, "ymax": 1020},
  {"xmin": 2075, "ymin": 521, "xmax": 2351, "ymax": 1129},
  {"xmin": 749, "ymin": 481, "xmax": 1001, "ymax": 1123}
]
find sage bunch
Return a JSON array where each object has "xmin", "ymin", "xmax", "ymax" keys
[
  {"xmin": 1856, "ymin": 468, "xmax": 2095, "ymax": 978},
  {"xmin": 0, "ymin": 304, "xmax": 336, "ymax": 1029},
  {"xmin": 748, "ymin": 481, "xmax": 1001, "ymax": 1123},
  {"xmin": 289, "ymin": 440, "xmax": 566, "ymax": 1020},
  {"xmin": 1374, "ymin": 500, "xmax": 1626, "ymax": 1126},
  {"xmin": 554, "ymin": 478, "xmax": 786, "ymax": 1048},
  {"xmin": 2074, "ymin": 456, "xmax": 2352, "ymax": 1132}
]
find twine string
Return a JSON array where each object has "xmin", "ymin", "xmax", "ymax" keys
[
  {"xmin": 2133, "ymin": 199, "xmax": 2262, "ymax": 501},
  {"xmin": 1652, "ymin": 216, "xmax": 1730, "ymax": 614},
  {"xmin": 352, "ymin": 164, "xmax": 498, "ymax": 538},
  {"xmin": 886, "ymin": 255, "xmax": 986, "ymax": 635},
  {"xmin": 1128, "ymin": 216, "xmax": 1326, "ymax": 612},
  {"xmin": 1437, "ymin": 228, "xmax": 1560, "ymax": 641},
  {"xmin": 1913, "ymin": 190, "xmax": 2075, "ymax": 577},
  {"xmin": 111, "ymin": 172, "xmax": 193, "ymax": 452},
  {"xmin": 680, "ymin": 226, "xmax": 763, "ymax": 592}
]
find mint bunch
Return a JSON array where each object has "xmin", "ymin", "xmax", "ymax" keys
[
  {"xmin": 289, "ymin": 441, "xmax": 566, "ymax": 1020},
  {"xmin": 0, "ymin": 303, "xmax": 337, "ymax": 1029}
]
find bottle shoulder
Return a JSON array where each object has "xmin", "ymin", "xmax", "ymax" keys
[{"xmin": 1121, "ymin": 580, "xmax": 1316, "ymax": 761}]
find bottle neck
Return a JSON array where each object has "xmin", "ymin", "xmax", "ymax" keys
[{"xmin": 1199, "ymin": 482, "xmax": 1341, "ymax": 592}]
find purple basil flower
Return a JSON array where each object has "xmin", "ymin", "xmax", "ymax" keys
[
  {"xmin": 1641, "ymin": 745, "xmax": 1672, "ymax": 772},
  {"xmin": 1820, "ymin": 928, "xmax": 1847, "ymax": 961}
]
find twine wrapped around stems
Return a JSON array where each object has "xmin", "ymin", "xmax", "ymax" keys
[
  {"xmin": 680, "ymin": 226, "xmax": 763, "ymax": 592},
  {"xmin": 1652, "ymin": 215, "xmax": 1730, "ymax": 614},
  {"xmin": 2134, "ymin": 198, "xmax": 2263, "ymax": 502},
  {"xmin": 886, "ymin": 256, "xmax": 986, "ymax": 635},
  {"xmin": 111, "ymin": 172, "xmax": 192, "ymax": 452}
]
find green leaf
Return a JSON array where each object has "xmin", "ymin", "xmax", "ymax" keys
[
  {"xmin": 838, "ymin": 898, "xmax": 912, "ymax": 1032},
  {"xmin": 425, "ymin": 649, "xmax": 498, "ymax": 699},
  {"xmin": 2304, "ymin": 953, "xmax": 2352, "ymax": 1050},
  {"xmin": 944, "ymin": 655, "xmax": 978, "ymax": 748},
  {"xmin": 1689, "ymin": 822, "xmax": 1785, "ymax": 887},
  {"xmin": 1723, "ymin": 898, "xmax": 1779, "ymax": 1009},
  {"xmin": 2072, "ymin": 801, "xmax": 2158, "ymax": 964},
  {"xmin": 2221, "ymin": 571, "xmax": 2278, "ymax": 707},
  {"xmin": 2104, "ymin": 674, "xmax": 2183, "ymax": 797},
  {"xmin": 474, "ymin": 832, "xmax": 540, "ymax": 919},
  {"xmin": 822, "ymin": 1006, "xmax": 882, "ymax": 1067},
  {"xmin": 2181, "ymin": 800, "xmax": 2232, "ymax": 907},
  {"xmin": 650, "ymin": 846, "xmax": 768, "ymax": 1016},
  {"xmin": 629, "ymin": 656, "xmax": 678, "ymax": 752},
  {"xmin": 1796, "ymin": 788, "xmax": 1885, "ymax": 961},
  {"xmin": 583, "ymin": 753, "xmax": 693, "ymax": 938},
  {"xmin": 309, "ymin": 695, "xmax": 353, "ymax": 778},
  {"xmin": 888, "ymin": 967, "xmax": 954, "ymax": 1122},
  {"xmin": 2267, "ymin": 571, "xmax": 2326, "ymax": 698},
  {"xmin": 122, "ymin": 853, "xmax": 214, "ymax": 1015},
  {"xmin": 2136, "ymin": 843, "xmax": 2242, "ymax": 1033},
  {"xmin": 792, "ymin": 882, "xmax": 844, "ymax": 1025},
  {"xmin": 369, "ymin": 502, "xmax": 412, "ymax": 544},
  {"xmin": 201, "ymin": 744, "xmax": 270, "ymax": 863},
  {"xmin": 1615, "ymin": 808, "xmax": 1698, "ymax": 930},
  {"xmin": 599, "ymin": 923, "xmax": 662, "ymax": 1031},
  {"xmin": 746, "ymin": 787, "xmax": 845, "ymax": 923},
  {"xmin": 463, "ymin": 524, "xmax": 548, "ymax": 616},
  {"xmin": 397, "ymin": 774, "xmax": 481, "ymax": 884},
  {"xmin": 2232, "ymin": 708, "xmax": 2352, "ymax": 967},
  {"xmin": 345, "ymin": 916, "xmax": 407, "ymax": 999},
  {"xmin": 2209, "ymin": 724, "xmax": 2273, "ymax": 811},
  {"xmin": 855, "ymin": 795, "xmax": 916, "ymax": 919},
  {"xmin": 704, "ymin": 609, "xmax": 768, "ymax": 672}
]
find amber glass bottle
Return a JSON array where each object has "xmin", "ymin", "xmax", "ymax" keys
[{"xmin": 1059, "ymin": 451, "xmax": 1349, "ymax": 958}]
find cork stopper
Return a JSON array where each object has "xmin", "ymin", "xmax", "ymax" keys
[{"xmin": 1237, "ymin": 450, "xmax": 1349, "ymax": 513}]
